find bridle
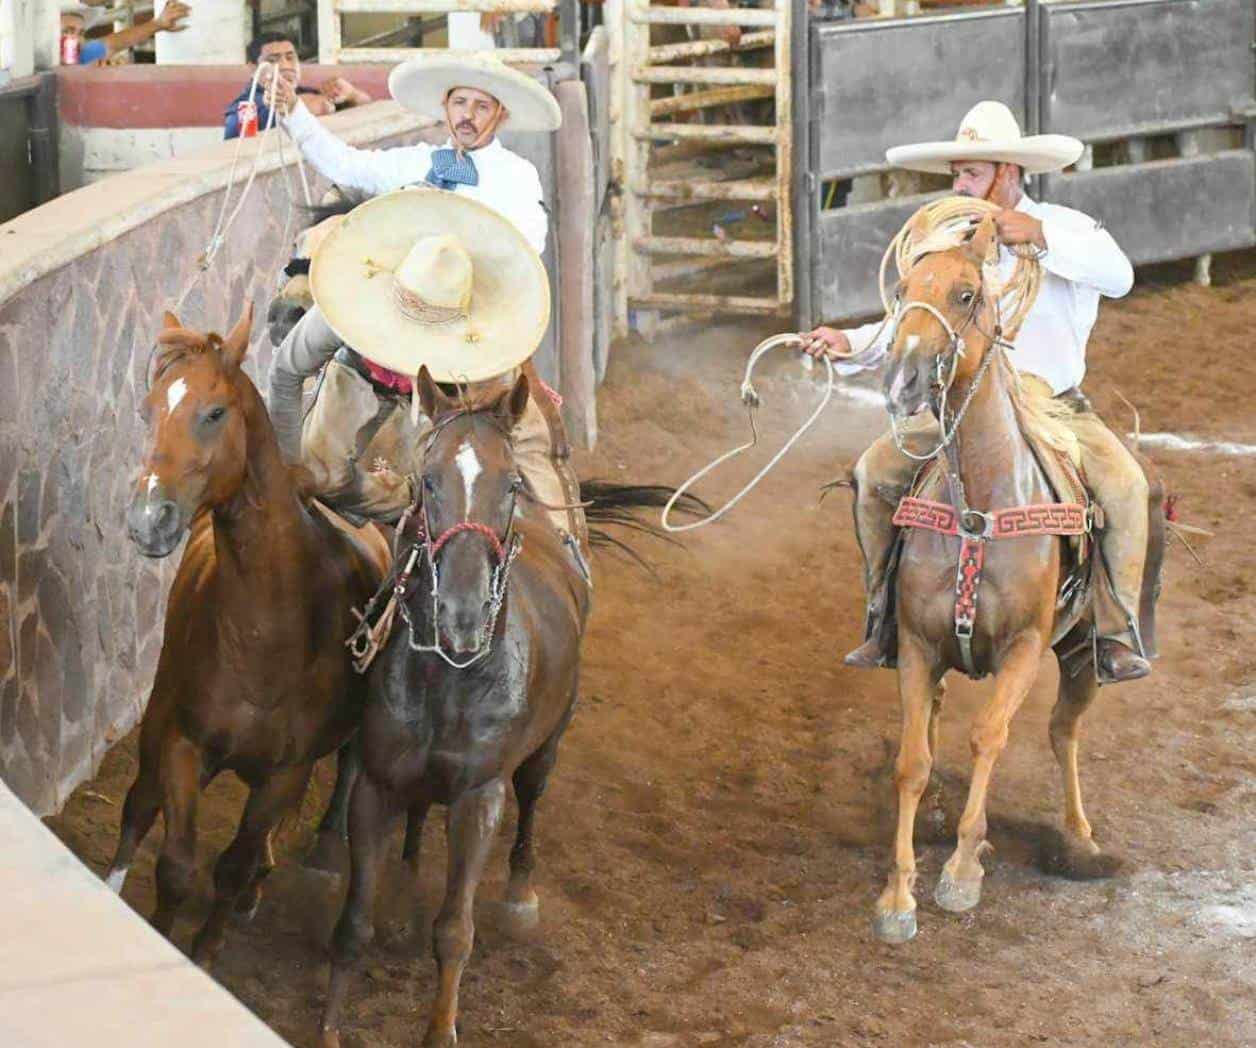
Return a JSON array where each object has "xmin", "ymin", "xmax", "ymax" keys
[
  {"xmin": 888, "ymin": 280, "xmax": 1011, "ymax": 465},
  {"xmin": 393, "ymin": 412, "xmax": 524, "ymax": 670}
]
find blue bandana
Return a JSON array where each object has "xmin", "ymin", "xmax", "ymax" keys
[{"xmin": 425, "ymin": 148, "xmax": 479, "ymax": 191}]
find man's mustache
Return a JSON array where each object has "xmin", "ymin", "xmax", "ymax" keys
[{"xmin": 456, "ymin": 121, "xmax": 477, "ymax": 133}]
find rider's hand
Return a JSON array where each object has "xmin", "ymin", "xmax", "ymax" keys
[
  {"xmin": 321, "ymin": 76, "xmax": 367, "ymax": 107},
  {"xmin": 994, "ymin": 210, "xmax": 1047, "ymax": 251},
  {"xmin": 156, "ymin": 1, "xmax": 191, "ymax": 31},
  {"xmin": 799, "ymin": 326, "xmax": 852, "ymax": 360},
  {"xmin": 266, "ymin": 74, "xmax": 299, "ymax": 117}
]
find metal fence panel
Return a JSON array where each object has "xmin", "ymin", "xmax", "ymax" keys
[
  {"xmin": 815, "ymin": 192, "xmax": 945, "ymax": 321},
  {"xmin": 582, "ymin": 26, "xmax": 612, "ymax": 213},
  {"xmin": 813, "ymin": 10, "xmax": 1026, "ymax": 179},
  {"xmin": 1040, "ymin": 0, "xmax": 1256, "ymax": 140},
  {"xmin": 1042, "ymin": 151, "xmax": 1256, "ymax": 265}
]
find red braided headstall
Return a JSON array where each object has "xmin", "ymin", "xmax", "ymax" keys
[{"xmin": 428, "ymin": 521, "xmax": 507, "ymax": 561}]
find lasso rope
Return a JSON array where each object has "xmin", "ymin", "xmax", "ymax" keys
[
  {"xmin": 661, "ymin": 334, "xmax": 833, "ymax": 533},
  {"xmin": 172, "ymin": 61, "xmax": 313, "ymax": 316},
  {"xmin": 660, "ymin": 197, "xmax": 1048, "ymax": 533},
  {"xmin": 878, "ymin": 196, "xmax": 1042, "ymax": 341}
]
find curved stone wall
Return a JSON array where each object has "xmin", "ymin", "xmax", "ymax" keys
[{"xmin": 0, "ymin": 103, "xmax": 434, "ymax": 814}]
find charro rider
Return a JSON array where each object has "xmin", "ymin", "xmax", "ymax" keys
[
  {"xmin": 265, "ymin": 56, "xmax": 586, "ymax": 566},
  {"xmin": 802, "ymin": 101, "xmax": 1151, "ymax": 684}
]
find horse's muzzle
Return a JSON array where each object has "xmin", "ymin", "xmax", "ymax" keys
[
  {"xmin": 126, "ymin": 494, "xmax": 186, "ymax": 558},
  {"xmin": 436, "ymin": 597, "xmax": 494, "ymax": 656}
]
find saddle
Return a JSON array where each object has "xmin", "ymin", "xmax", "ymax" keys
[{"xmin": 869, "ymin": 398, "xmax": 1101, "ymax": 678}]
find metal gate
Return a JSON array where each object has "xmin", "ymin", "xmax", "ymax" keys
[{"xmin": 796, "ymin": 0, "xmax": 1256, "ymax": 327}]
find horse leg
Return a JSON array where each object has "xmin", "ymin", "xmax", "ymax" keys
[
  {"xmin": 504, "ymin": 734, "xmax": 562, "ymax": 930},
  {"xmin": 425, "ymin": 778, "xmax": 507, "ymax": 1048},
  {"xmin": 873, "ymin": 639, "xmax": 939, "ymax": 944},
  {"xmin": 191, "ymin": 762, "xmax": 313, "ymax": 967},
  {"xmin": 305, "ymin": 739, "xmax": 360, "ymax": 876},
  {"xmin": 936, "ymin": 636, "xmax": 1042, "ymax": 913},
  {"xmin": 104, "ymin": 711, "xmax": 167, "ymax": 893},
  {"xmin": 1043, "ymin": 659, "xmax": 1123, "ymax": 880},
  {"xmin": 151, "ymin": 732, "xmax": 203, "ymax": 938},
  {"xmin": 919, "ymin": 678, "xmax": 950, "ymax": 842},
  {"xmin": 321, "ymin": 772, "xmax": 398, "ymax": 1048},
  {"xmin": 386, "ymin": 797, "xmax": 432, "ymax": 942}
]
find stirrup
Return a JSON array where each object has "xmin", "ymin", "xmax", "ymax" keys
[
  {"xmin": 1096, "ymin": 637, "xmax": 1151, "ymax": 685},
  {"xmin": 843, "ymin": 637, "xmax": 888, "ymax": 670}
]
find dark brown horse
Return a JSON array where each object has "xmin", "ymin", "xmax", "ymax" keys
[
  {"xmin": 318, "ymin": 369, "xmax": 687, "ymax": 1047},
  {"xmin": 107, "ymin": 306, "xmax": 389, "ymax": 964},
  {"xmin": 870, "ymin": 218, "xmax": 1164, "ymax": 944}
]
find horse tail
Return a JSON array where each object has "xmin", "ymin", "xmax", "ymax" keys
[{"xmin": 580, "ymin": 480, "xmax": 707, "ymax": 571}]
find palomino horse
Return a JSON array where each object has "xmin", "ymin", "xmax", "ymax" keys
[
  {"xmin": 869, "ymin": 217, "xmax": 1164, "ymax": 944},
  {"xmin": 110, "ymin": 306, "xmax": 389, "ymax": 964},
  {"xmin": 319, "ymin": 368, "xmax": 688, "ymax": 1048}
]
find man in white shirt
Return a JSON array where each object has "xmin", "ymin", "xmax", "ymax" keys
[
  {"xmin": 801, "ymin": 101, "xmax": 1151, "ymax": 684},
  {"xmin": 261, "ymin": 57, "xmax": 585, "ymax": 561}
]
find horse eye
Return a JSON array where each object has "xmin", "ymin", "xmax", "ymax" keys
[
  {"xmin": 205, "ymin": 406, "xmax": 227, "ymax": 424},
  {"xmin": 422, "ymin": 475, "xmax": 436, "ymax": 494},
  {"xmin": 959, "ymin": 290, "xmax": 975, "ymax": 305}
]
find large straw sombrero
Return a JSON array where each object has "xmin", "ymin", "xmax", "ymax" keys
[
  {"xmin": 388, "ymin": 53, "xmax": 562, "ymax": 133},
  {"xmin": 886, "ymin": 101, "xmax": 1083, "ymax": 176},
  {"xmin": 309, "ymin": 188, "xmax": 550, "ymax": 384}
]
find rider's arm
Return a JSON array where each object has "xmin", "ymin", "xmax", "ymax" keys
[
  {"xmin": 267, "ymin": 306, "xmax": 343, "ymax": 463},
  {"xmin": 511, "ymin": 160, "xmax": 548, "ymax": 255},
  {"xmin": 283, "ymin": 100, "xmax": 434, "ymax": 197},
  {"xmin": 1036, "ymin": 205, "xmax": 1134, "ymax": 299},
  {"xmin": 835, "ymin": 319, "xmax": 893, "ymax": 374}
]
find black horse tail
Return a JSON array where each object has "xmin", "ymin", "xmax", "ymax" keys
[{"xmin": 580, "ymin": 480, "xmax": 706, "ymax": 572}]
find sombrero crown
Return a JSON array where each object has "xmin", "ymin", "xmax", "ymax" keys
[{"xmin": 886, "ymin": 100, "xmax": 1083, "ymax": 176}]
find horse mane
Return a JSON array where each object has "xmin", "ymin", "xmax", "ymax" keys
[{"xmin": 999, "ymin": 353, "xmax": 1081, "ymax": 466}]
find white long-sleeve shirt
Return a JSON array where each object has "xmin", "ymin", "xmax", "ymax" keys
[
  {"xmin": 838, "ymin": 194, "xmax": 1134, "ymax": 395},
  {"xmin": 282, "ymin": 100, "xmax": 549, "ymax": 254}
]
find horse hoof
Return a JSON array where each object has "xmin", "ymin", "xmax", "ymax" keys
[
  {"xmin": 422, "ymin": 1029, "xmax": 457, "ymax": 1048},
  {"xmin": 503, "ymin": 896, "xmax": 540, "ymax": 930},
  {"xmin": 234, "ymin": 895, "xmax": 262, "ymax": 924},
  {"xmin": 935, "ymin": 871, "xmax": 983, "ymax": 913},
  {"xmin": 872, "ymin": 908, "xmax": 917, "ymax": 944},
  {"xmin": 319, "ymin": 1027, "xmax": 341, "ymax": 1048}
]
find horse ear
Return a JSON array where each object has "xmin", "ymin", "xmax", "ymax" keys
[
  {"xmin": 416, "ymin": 366, "xmax": 446, "ymax": 420},
  {"xmin": 162, "ymin": 310, "xmax": 182, "ymax": 330},
  {"xmin": 966, "ymin": 216, "xmax": 997, "ymax": 266},
  {"xmin": 501, "ymin": 371, "xmax": 530, "ymax": 430},
  {"xmin": 220, "ymin": 303, "xmax": 254, "ymax": 371}
]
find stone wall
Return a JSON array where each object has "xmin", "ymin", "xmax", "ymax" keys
[{"xmin": 0, "ymin": 105, "xmax": 433, "ymax": 814}]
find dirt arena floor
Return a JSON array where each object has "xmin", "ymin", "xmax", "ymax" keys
[{"xmin": 50, "ymin": 254, "xmax": 1256, "ymax": 1047}]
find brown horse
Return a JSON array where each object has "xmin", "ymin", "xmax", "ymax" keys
[
  {"xmin": 869, "ymin": 218, "xmax": 1164, "ymax": 943},
  {"xmin": 318, "ymin": 369, "xmax": 688, "ymax": 1047},
  {"xmin": 108, "ymin": 306, "xmax": 389, "ymax": 965}
]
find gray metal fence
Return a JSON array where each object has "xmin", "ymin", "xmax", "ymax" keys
[{"xmin": 797, "ymin": 0, "xmax": 1256, "ymax": 326}]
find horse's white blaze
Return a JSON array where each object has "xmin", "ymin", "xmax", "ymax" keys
[
  {"xmin": 455, "ymin": 440, "xmax": 482, "ymax": 520},
  {"xmin": 106, "ymin": 865, "xmax": 129, "ymax": 893},
  {"xmin": 145, "ymin": 474, "xmax": 159, "ymax": 502},
  {"xmin": 905, "ymin": 334, "xmax": 920, "ymax": 352},
  {"xmin": 166, "ymin": 377, "xmax": 188, "ymax": 415}
]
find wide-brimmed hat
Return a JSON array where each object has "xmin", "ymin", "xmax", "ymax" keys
[
  {"xmin": 309, "ymin": 188, "xmax": 550, "ymax": 384},
  {"xmin": 886, "ymin": 101, "xmax": 1083, "ymax": 176},
  {"xmin": 388, "ymin": 53, "xmax": 562, "ymax": 133}
]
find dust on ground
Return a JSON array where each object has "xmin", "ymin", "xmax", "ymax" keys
[{"xmin": 49, "ymin": 253, "xmax": 1256, "ymax": 1047}]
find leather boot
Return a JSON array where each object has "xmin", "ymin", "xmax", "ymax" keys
[{"xmin": 1097, "ymin": 638, "xmax": 1151, "ymax": 684}]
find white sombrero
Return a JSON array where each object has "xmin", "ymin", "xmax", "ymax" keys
[
  {"xmin": 310, "ymin": 189, "xmax": 550, "ymax": 384},
  {"xmin": 388, "ymin": 53, "xmax": 562, "ymax": 133},
  {"xmin": 886, "ymin": 101, "xmax": 1083, "ymax": 176}
]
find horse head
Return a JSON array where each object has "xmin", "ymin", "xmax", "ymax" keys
[
  {"xmin": 415, "ymin": 366, "xmax": 530, "ymax": 658},
  {"xmin": 127, "ymin": 306, "xmax": 255, "ymax": 557},
  {"xmin": 884, "ymin": 215, "xmax": 998, "ymax": 422}
]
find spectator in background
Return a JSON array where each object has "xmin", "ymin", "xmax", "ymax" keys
[
  {"xmin": 59, "ymin": 1, "xmax": 191, "ymax": 65},
  {"xmin": 224, "ymin": 32, "xmax": 373, "ymax": 140}
]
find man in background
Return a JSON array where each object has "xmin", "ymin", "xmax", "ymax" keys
[
  {"xmin": 59, "ymin": 1, "xmax": 191, "ymax": 65},
  {"xmin": 224, "ymin": 31, "xmax": 372, "ymax": 139}
]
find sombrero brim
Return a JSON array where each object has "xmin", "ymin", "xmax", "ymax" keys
[
  {"xmin": 388, "ymin": 55, "xmax": 562, "ymax": 133},
  {"xmin": 310, "ymin": 188, "xmax": 550, "ymax": 384},
  {"xmin": 886, "ymin": 134, "xmax": 1084, "ymax": 176}
]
